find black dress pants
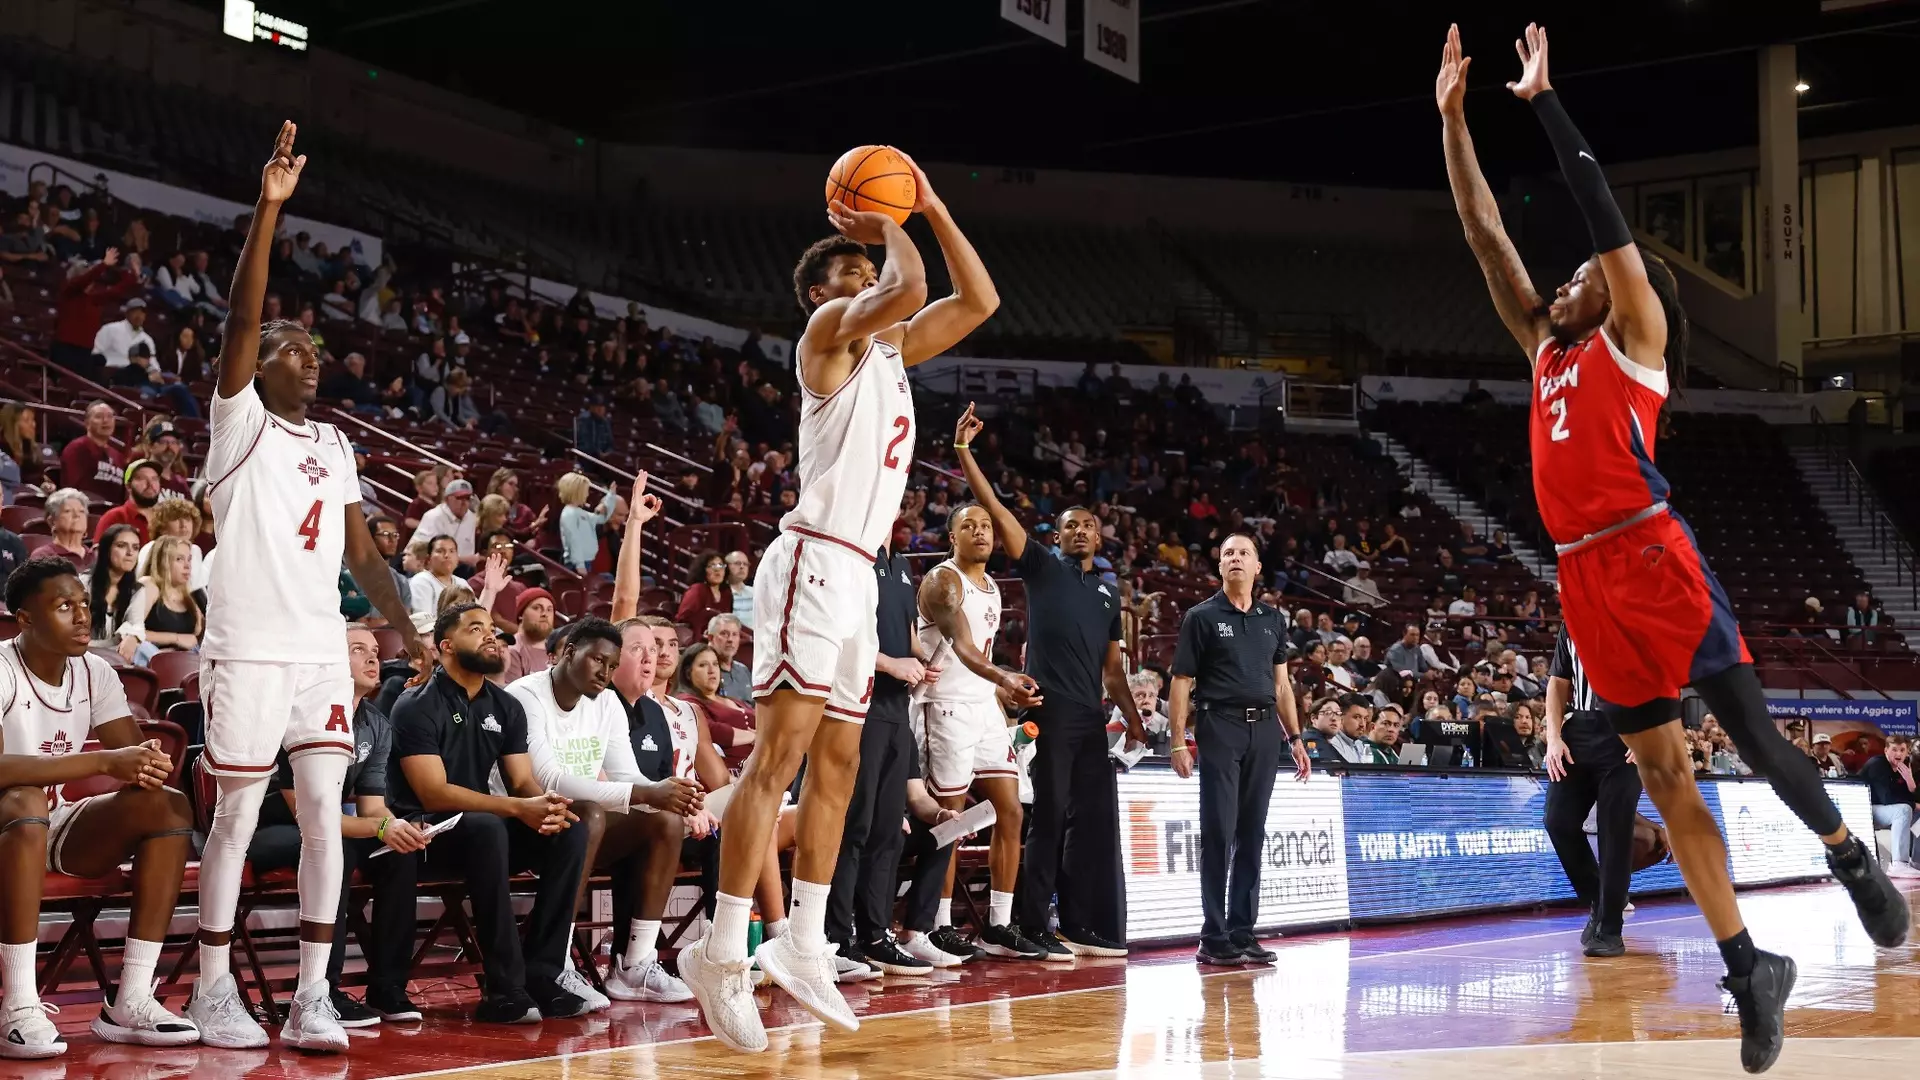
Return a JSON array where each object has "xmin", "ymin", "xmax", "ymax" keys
[
  {"xmin": 828, "ymin": 711, "xmax": 914, "ymax": 946},
  {"xmin": 1194, "ymin": 708, "xmax": 1282, "ymax": 953},
  {"xmin": 420, "ymin": 813, "xmax": 588, "ymax": 996},
  {"xmin": 247, "ymin": 825, "xmax": 419, "ymax": 991},
  {"xmin": 1543, "ymin": 716, "xmax": 1642, "ymax": 936},
  {"xmin": 1016, "ymin": 705, "xmax": 1126, "ymax": 941},
  {"xmin": 898, "ymin": 815, "xmax": 956, "ymax": 933}
]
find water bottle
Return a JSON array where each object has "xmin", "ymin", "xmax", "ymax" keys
[
  {"xmin": 747, "ymin": 912, "xmax": 763, "ymax": 955},
  {"xmin": 1461, "ymin": 745, "xmax": 1475, "ymax": 768},
  {"xmin": 1011, "ymin": 721, "xmax": 1039, "ymax": 750}
]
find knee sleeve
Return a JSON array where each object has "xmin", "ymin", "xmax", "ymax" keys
[
  {"xmin": 291, "ymin": 754, "xmax": 350, "ymax": 925},
  {"xmin": 199, "ymin": 774, "xmax": 271, "ymax": 933}
]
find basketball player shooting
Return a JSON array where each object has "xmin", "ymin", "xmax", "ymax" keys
[
  {"xmin": 679, "ymin": 152, "xmax": 1000, "ymax": 1053},
  {"xmin": 187, "ymin": 122, "xmax": 430, "ymax": 1054},
  {"xmin": 1438, "ymin": 24, "xmax": 1906, "ymax": 1074}
]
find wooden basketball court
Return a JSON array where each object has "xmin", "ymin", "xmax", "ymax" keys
[{"xmin": 30, "ymin": 880, "xmax": 1915, "ymax": 1080}]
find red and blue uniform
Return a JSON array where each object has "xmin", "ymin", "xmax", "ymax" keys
[{"xmin": 1530, "ymin": 328, "xmax": 1750, "ymax": 709}]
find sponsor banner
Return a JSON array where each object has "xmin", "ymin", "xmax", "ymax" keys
[
  {"xmin": 0, "ymin": 140, "xmax": 380, "ymax": 265},
  {"xmin": 1341, "ymin": 773, "xmax": 1690, "ymax": 920},
  {"xmin": 1765, "ymin": 698, "xmax": 1918, "ymax": 736},
  {"xmin": 912, "ymin": 355, "xmax": 1285, "ymax": 411},
  {"xmin": 1118, "ymin": 770, "xmax": 1349, "ymax": 943},
  {"xmin": 1357, "ymin": 374, "xmax": 1854, "ymax": 424},
  {"xmin": 1718, "ymin": 779, "xmax": 1876, "ymax": 886}
]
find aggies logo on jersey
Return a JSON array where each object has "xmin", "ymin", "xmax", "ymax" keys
[{"xmin": 297, "ymin": 455, "xmax": 330, "ymax": 487}]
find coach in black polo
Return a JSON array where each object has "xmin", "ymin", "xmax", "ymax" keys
[
  {"xmin": 1166, "ymin": 532, "xmax": 1310, "ymax": 966},
  {"xmin": 955, "ymin": 406, "xmax": 1147, "ymax": 959}
]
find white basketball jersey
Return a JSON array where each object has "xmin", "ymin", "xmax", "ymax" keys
[
  {"xmin": 914, "ymin": 560, "xmax": 1001, "ymax": 705},
  {"xmin": 661, "ymin": 694, "xmax": 700, "ymax": 781},
  {"xmin": 0, "ymin": 644, "xmax": 130, "ymax": 811},
  {"xmin": 781, "ymin": 336, "xmax": 916, "ymax": 555},
  {"xmin": 201, "ymin": 384, "xmax": 362, "ymax": 663}
]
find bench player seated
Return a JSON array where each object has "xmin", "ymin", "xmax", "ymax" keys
[{"xmin": 0, "ymin": 557, "xmax": 200, "ymax": 1057}]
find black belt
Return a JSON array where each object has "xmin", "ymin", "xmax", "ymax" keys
[{"xmin": 1200, "ymin": 703, "xmax": 1272, "ymax": 722}]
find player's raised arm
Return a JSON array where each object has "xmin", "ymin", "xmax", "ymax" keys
[
  {"xmin": 951, "ymin": 403, "xmax": 1027, "ymax": 561},
  {"xmin": 803, "ymin": 206, "xmax": 928, "ymax": 357},
  {"xmin": 896, "ymin": 156, "xmax": 1000, "ymax": 366},
  {"xmin": 1507, "ymin": 23, "xmax": 1666, "ymax": 367},
  {"xmin": 1437, "ymin": 25, "xmax": 1550, "ymax": 360},
  {"xmin": 611, "ymin": 475, "xmax": 661, "ymax": 623},
  {"xmin": 218, "ymin": 121, "xmax": 307, "ymax": 400}
]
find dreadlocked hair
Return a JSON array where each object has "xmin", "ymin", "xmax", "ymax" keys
[{"xmin": 1636, "ymin": 245, "xmax": 1688, "ymax": 439}]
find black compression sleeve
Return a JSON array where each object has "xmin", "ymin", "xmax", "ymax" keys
[{"xmin": 1529, "ymin": 90, "xmax": 1634, "ymax": 254}]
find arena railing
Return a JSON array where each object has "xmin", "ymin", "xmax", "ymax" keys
[{"xmin": 1809, "ymin": 417, "xmax": 1919, "ymax": 611}]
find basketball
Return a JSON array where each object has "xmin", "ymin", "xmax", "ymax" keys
[
  {"xmin": 1631, "ymin": 814, "xmax": 1672, "ymax": 872},
  {"xmin": 825, "ymin": 145, "xmax": 917, "ymax": 225}
]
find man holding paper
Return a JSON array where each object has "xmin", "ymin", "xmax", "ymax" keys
[{"xmin": 247, "ymin": 623, "xmax": 431, "ymax": 1026}]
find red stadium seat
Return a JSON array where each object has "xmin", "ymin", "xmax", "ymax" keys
[
  {"xmin": 0, "ymin": 505, "xmax": 43, "ymax": 533},
  {"xmin": 371, "ymin": 627, "xmax": 407, "ymax": 661},
  {"xmin": 115, "ymin": 667, "xmax": 159, "ymax": 715},
  {"xmin": 146, "ymin": 650, "xmax": 199, "ymax": 692}
]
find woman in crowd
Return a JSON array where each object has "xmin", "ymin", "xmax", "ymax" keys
[
  {"xmin": 1508, "ymin": 703, "xmax": 1546, "ymax": 769},
  {"xmin": 1376, "ymin": 521, "xmax": 1412, "ymax": 564},
  {"xmin": 675, "ymin": 642, "xmax": 755, "ymax": 768},
  {"xmin": 161, "ymin": 323, "xmax": 208, "ymax": 383},
  {"xmin": 136, "ymin": 498, "xmax": 210, "ymax": 593},
  {"xmin": 430, "ymin": 367, "xmax": 481, "ymax": 428},
  {"xmin": 43, "ymin": 487, "xmax": 92, "ymax": 561},
  {"xmin": 117, "ymin": 534, "xmax": 204, "ymax": 663},
  {"xmin": 1420, "ymin": 625, "xmax": 1461, "ymax": 676},
  {"xmin": 87, "ymin": 523, "xmax": 142, "ymax": 646},
  {"xmin": 484, "ymin": 468, "xmax": 547, "ymax": 541},
  {"xmin": 675, "ymin": 550, "xmax": 732, "ymax": 637},
  {"xmin": 557, "ymin": 471, "xmax": 619, "ymax": 574},
  {"xmin": 1513, "ymin": 587, "xmax": 1545, "ymax": 632},
  {"xmin": 474, "ymin": 494, "xmax": 511, "ymax": 550},
  {"xmin": 0, "ymin": 403, "xmax": 47, "ymax": 499}
]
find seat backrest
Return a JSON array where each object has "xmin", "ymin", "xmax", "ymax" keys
[
  {"xmin": 138, "ymin": 717, "xmax": 189, "ymax": 788},
  {"xmin": 146, "ymin": 650, "xmax": 199, "ymax": 692},
  {"xmin": 116, "ymin": 667, "xmax": 159, "ymax": 712}
]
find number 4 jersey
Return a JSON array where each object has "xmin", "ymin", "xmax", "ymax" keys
[
  {"xmin": 1528, "ymin": 328, "xmax": 1672, "ymax": 547},
  {"xmin": 202, "ymin": 383, "xmax": 363, "ymax": 662}
]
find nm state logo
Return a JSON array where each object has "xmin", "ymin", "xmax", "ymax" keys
[
  {"xmin": 38, "ymin": 730, "xmax": 72, "ymax": 757},
  {"xmin": 297, "ymin": 456, "xmax": 330, "ymax": 486}
]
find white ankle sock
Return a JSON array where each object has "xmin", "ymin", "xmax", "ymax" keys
[
  {"xmin": 989, "ymin": 890, "xmax": 1014, "ymax": 928},
  {"xmin": 297, "ymin": 939, "xmax": 331, "ymax": 994},
  {"xmin": 625, "ymin": 920, "xmax": 661, "ymax": 967},
  {"xmin": 787, "ymin": 878, "xmax": 832, "ymax": 953},
  {"xmin": 709, "ymin": 892, "xmax": 753, "ymax": 964},
  {"xmin": 197, "ymin": 941, "xmax": 231, "ymax": 985},
  {"xmin": 119, "ymin": 938, "xmax": 162, "ymax": 1006},
  {"xmin": 0, "ymin": 942, "xmax": 37, "ymax": 1009},
  {"xmin": 936, "ymin": 898, "xmax": 953, "ymax": 928},
  {"xmin": 764, "ymin": 917, "xmax": 789, "ymax": 941}
]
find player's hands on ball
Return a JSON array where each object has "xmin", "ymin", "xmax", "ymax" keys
[
  {"xmin": 827, "ymin": 200, "xmax": 895, "ymax": 245},
  {"xmin": 999, "ymin": 672, "xmax": 1044, "ymax": 710},
  {"xmin": 260, "ymin": 120, "xmax": 307, "ymax": 205},
  {"xmin": 897, "ymin": 151, "xmax": 939, "ymax": 214},
  {"xmin": 380, "ymin": 817, "xmax": 431, "ymax": 854},
  {"xmin": 1507, "ymin": 22, "xmax": 1552, "ymax": 101},
  {"xmin": 1543, "ymin": 735, "xmax": 1574, "ymax": 782},
  {"xmin": 1436, "ymin": 23, "xmax": 1472, "ymax": 117},
  {"xmin": 645, "ymin": 776, "xmax": 703, "ymax": 816},
  {"xmin": 106, "ymin": 740, "xmax": 172, "ymax": 789}
]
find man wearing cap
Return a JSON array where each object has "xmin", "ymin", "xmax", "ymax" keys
[
  {"xmin": 94, "ymin": 460, "xmax": 165, "ymax": 544},
  {"xmin": 1343, "ymin": 561, "xmax": 1387, "ymax": 610},
  {"xmin": 574, "ymin": 396, "xmax": 614, "ymax": 458},
  {"xmin": 1808, "ymin": 732, "xmax": 1848, "ymax": 779},
  {"xmin": 410, "ymin": 479, "xmax": 479, "ymax": 566},
  {"xmin": 500, "ymin": 587, "xmax": 557, "ymax": 685},
  {"xmin": 93, "ymin": 296, "xmax": 156, "ymax": 371},
  {"xmin": 139, "ymin": 421, "xmax": 195, "ymax": 496}
]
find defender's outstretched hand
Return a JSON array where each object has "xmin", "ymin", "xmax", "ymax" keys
[
  {"xmin": 1507, "ymin": 23, "xmax": 1552, "ymax": 101},
  {"xmin": 1436, "ymin": 24, "xmax": 1471, "ymax": 118},
  {"xmin": 261, "ymin": 121, "xmax": 307, "ymax": 205}
]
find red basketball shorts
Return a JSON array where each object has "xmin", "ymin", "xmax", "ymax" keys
[{"xmin": 1556, "ymin": 509, "xmax": 1751, "ymax": 708}]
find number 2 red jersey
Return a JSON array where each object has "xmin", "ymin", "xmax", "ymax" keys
[
  {"xmin": 782, "ymin": 335, "xmax": 916, "ymax": 555},
  {"xmin": 201, "ymin": 384, "xmax": 362, "ymax": 662},
  {"xmin": 1529, "ymin": 329, "xmax": 1672, "ymax": 546}
]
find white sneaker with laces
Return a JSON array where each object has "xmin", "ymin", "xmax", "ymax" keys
[
  {"xmin": 605, "ymin": 953, "xmax": 694, "ymax": 1003},
  {"xmin": 186, "ymin": 975, "xmax": 268, "ymax": 1050},
  {"xmin": 281, "ymin": 982, "xmax": 348, "ymax": 1054},
  {"xmin": 558, "ymin": 963, "xmax": 612, "ymax": 1013},
  {"xmin": 92, "ymin": 994, "xmax": 201, "ymax": 1046},
  {"xmin": 757, "ymin": 934, "xmax": 858, "ymax": 1033},
  {"xmin": 834, "ymin": 953, "xmax": 879, "ymax": 983},
  {"xmin": 1, "ymin": 1001, "xmax": 65, "ymax": 1059},
  {"xmin": 678, "ymin": 936, "xmax": 767, "ymax": 1054},
  {"xmin": 899, "ymin": 932, "xmax": 965, "ymax": 969},
  {"xmin": 1887, "ymin": 861, "xmax": 1920, "ymax": 879}
]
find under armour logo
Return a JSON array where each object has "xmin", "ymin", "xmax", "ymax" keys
[{"xmin": 808, "ymin": 574, "xmax": 827, "ymax": 587}]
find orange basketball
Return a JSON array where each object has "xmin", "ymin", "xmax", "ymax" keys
[{"xmin": 825, "ymin": 145, "xmax": 917, "ymax": 225}]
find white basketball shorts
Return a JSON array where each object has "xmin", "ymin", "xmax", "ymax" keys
[
  {"xmin": 915, "ymin": 698, "xmax": 1018, "ymax": 798},
  {"xmin": 200, "ymin": 658, "xmax": 355, "ymax": 778},
  {"xmin": 751, "ymin": 529, "xmax": 879, "ymax": 724}
]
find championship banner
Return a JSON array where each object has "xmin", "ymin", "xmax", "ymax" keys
[
  {"xmin": 1341, "ymin": 773, "xmax": 1689, "ymax": 920},
  {"xmin": 1083, "ymin": 0, "xmax": 1141, "ymax": 82},
  {"xmin": 1118, "ymin": 771, "xmax": 1349, "ymax": 943},
  {"xmin": 1001, "ymin": 0, "xmax": 1067, "ymax": 46}
]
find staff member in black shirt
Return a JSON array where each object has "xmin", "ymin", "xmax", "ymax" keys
[
  {"xmin": 1541, "ymin": 626, "xmax": 1641, "ymax": 957},
  {"xmin": 955, "ymin": 406, "xmax": 1146, "ymax": 960},
  {"xmin": 1166, "ymin": 532, "xmax": 1309, "ymax": 966},
  {"xmin": 825, "ymin": 544, "xmax": 941, "ymax": 975},
  {"xmin": 388, "ymin": 603, "xmax": 589, "ymax": 1023}
]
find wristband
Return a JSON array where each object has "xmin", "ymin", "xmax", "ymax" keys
[
  {"xmin": 954, "ymin": 442, "xmax": 970, "ymax": 450},
  {"xmin": 1171, "ymin": 745, "xmax": 1191, "ymax": 756},
  {"xmin": 376, "ymin": 816, "xmax": 390, "ymax": 841}
]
